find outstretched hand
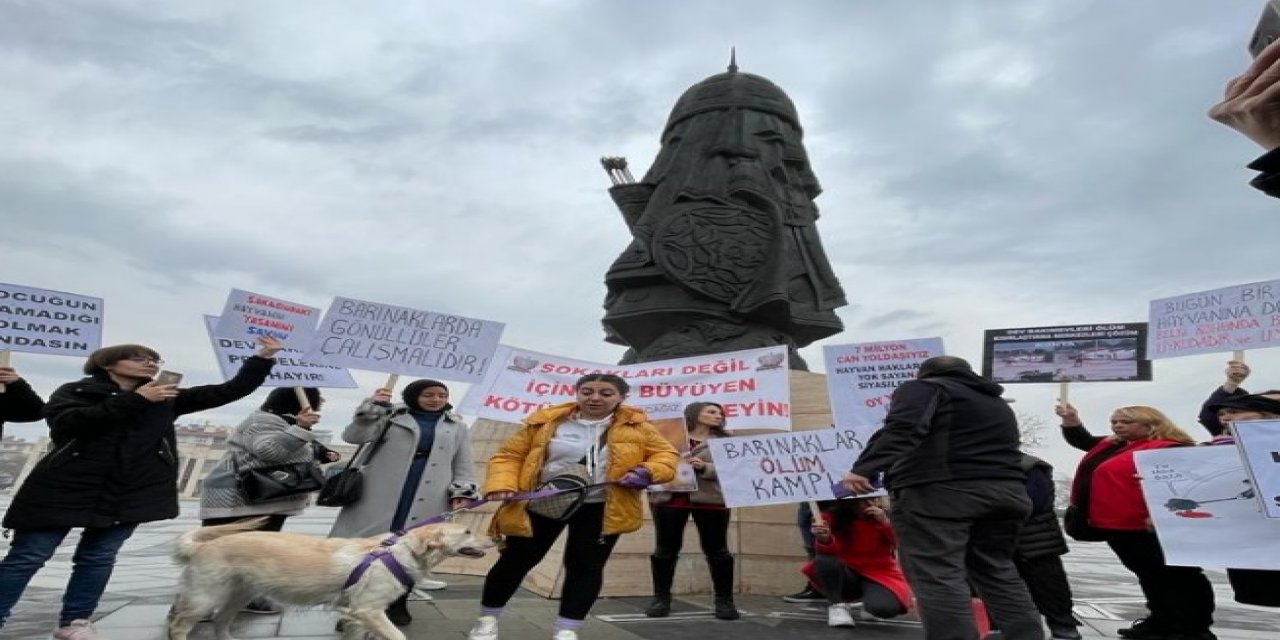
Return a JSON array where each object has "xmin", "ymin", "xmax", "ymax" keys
[
  {"xmin": 135, "ymin": 381, "xmax": 179, "ymax": 403},
  {"xmin": 1054, "ymin": 401, "xmax": 1082, "ymax": 427},
  {"xmin": 255, "ymin": 335, "xmax": 285, "ymax": 359},
  {"xmin": 1210, "ymin": 38, "xmax": 1280, "ymax": 150}
]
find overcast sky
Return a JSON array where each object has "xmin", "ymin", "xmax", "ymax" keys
[{"xmin": 3, "ymin": 0, "xmax": 1278, "ymax": 474}]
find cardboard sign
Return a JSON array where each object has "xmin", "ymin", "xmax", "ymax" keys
[
  {"xmin": 457, "ymin": 345, "xmax": 792, "ymax": 429},
  {"xmin": 1231, "ymin": 419, "xmax": 1280, "ymax": 519},
  {"xmin": 213, "ymin": 289, "xmax": 320, "ymax": 347},
  {"xmin": 0, "ymin": 282, "xmax": 103, "ymax": 356},
  {"xmin": 1135, "ymin": 446, "xmax": 1280, "ymax": 570},
  {"xmin": 1148, "ymin": 279, "xmax": 1280, "ymax": 358},
  {"xmin": 706, "ymin": 428, "xmax": 870, "ymax": 508},
  {"xmin": 306, "ymin": 296, "xmax": 504, "ymax": 383},
  {"xmin": 823, "ymin": 337, "xmax": 944, "ymax": 440},
  {"xmin": 982, "ymin": 323, "xmax": 1151, "ymax": 383},
  {"xmin": 205, "ymin": 316, "xmax": 357, "ymax": 388}
]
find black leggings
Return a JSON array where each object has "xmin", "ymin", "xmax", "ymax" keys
[
  {"xmin": 201, "ymin": 514, "xmax": 289, "ymax": 531},
  {"xmin": 481, "ymin": 503, "xmax": 619, "ymax": 620},
  {"xmin": 812, "ymin": 554, "xmax": 906, "ymax": 618},
  {"xmin": 651, "ymin": 506, "xmax": 731, "ymax": 558},
  {"xmin": 1105, "ymin": 530, "xmax": 1214, "ymax": 633}
]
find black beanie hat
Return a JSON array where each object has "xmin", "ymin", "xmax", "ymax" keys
[
  {"xmin": 260, "ymin": 387, "xmax": 322, "ymax": 415},
  {"xmin": 1207, "ymin": 393, "xmax": 1280, "ymax": 416},
  {"xmin": 402, "ymin": 379, "xmax": 451, "ymax": 411}
]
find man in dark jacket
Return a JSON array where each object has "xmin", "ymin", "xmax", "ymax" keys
[
  {"xmin": 0, "ymin": 365, "xmax": 45, "ymax": 440},
  {"xmin": 842, "ymin": 356, "xmax": 1043, "ymax": 640}
]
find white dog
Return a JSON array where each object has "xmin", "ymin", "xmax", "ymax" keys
[{"xmin": 167, "ymin": 518, "xmax": 493, "ymax": 640}]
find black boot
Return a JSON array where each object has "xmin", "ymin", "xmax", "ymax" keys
[
  {"xmin": 645, "ymin": 555, "xmax": 677, "ymax": 617},
  {"xmin": 386, "ymin": 593, "xmax": 412, "ymax": 626},
  {"xmin": 707, "ymin": 553, "xmax": 740, "ymax": 620}
]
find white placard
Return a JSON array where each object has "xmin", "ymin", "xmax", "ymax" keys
[
  {"xmin": 1148, "ymin": 279, "xmax": 1280, "ymax": 358},
  {"xmin": 205, "ymin": 316, "xmax": 357, "ymax": 388},
  {"xmin": 823, "ymin": 337, "xmax": 944, "ymax": 441},
  {"xmin": 706, "ymin": 428, "xmax": 870, "ymax": 508},
  {"xmin": 0, "ymin": 282, "xmax": 103, "ymax": 356},
  {"xmin": 1231, "ymin": 419, "xmax": 1280, "ymax": 519},
  {"xmin": 213, "ymin": 289, "xmax": 320, "ymax": 347},
  {"xmin": 306, "ymin": 296, "xmax": 504, "ymax": 383},
  {"xmin": 458, "ymin": 345, "xmax": 792, "ymax": 429},
  {"xmin": 1135, "ymin": 446, "xmax": 1280, "ymax": 570}
]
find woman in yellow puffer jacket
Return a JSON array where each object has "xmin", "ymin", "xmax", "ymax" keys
[{"xmin": 468, "ymin": 373, "xmax": 678, "ymax": 640}]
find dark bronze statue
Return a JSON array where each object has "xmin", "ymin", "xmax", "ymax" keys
[{"xmin": 601, "ymin": 58, "xmax": 847, "ymax": 369}]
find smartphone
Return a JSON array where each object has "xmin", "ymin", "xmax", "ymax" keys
[
  {"xmin": 1250, "ymin": 0, "xmax": 1280, "ymax": 58},
  {"xmin": 155, "ymin": 370, "xmax": 184, "ymax": 387}
]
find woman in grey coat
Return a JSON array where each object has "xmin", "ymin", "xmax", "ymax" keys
[{"xmin": 328, "ymin": 379, "xmax": 478, "ymax": 627}]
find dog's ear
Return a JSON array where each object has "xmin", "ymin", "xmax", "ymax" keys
[{"xmin": 405, "ymin": 526, "xmax": 447, "ymax": 559}]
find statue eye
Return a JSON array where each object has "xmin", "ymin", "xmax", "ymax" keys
[
  {"xmin": 666, "ymin": 136, "xmax": 683, "ymax": 146},
  {"xmin": 754, "ymin": 130, "xmax": 785, "ymax": 143}
]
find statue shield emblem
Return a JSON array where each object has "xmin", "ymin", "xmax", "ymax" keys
[{"xmin": 651, "ymin": 201, "xmax": 782, "ymax": 306}]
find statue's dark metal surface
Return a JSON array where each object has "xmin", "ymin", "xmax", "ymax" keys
[{"xmin": 601, "ymin": 59, "xmax": 847, "ymax": 369}]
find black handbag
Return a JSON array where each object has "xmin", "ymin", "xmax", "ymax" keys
[
  {"xmin": 239, "ymin": 462, "xmax": 324, "ymax": 504},
  {"xmin": 1062, "ymin": 505, "xmax": 1106, "ymax": 542},
  {"xmin": 526, "ymin": 463, "xmax": 592, "ymax": 521},
  {"xmin": 315, "ymin": 420, "xmax": 393, "ymax": 508}
]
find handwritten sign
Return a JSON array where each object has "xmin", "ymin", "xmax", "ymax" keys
[
  {"xmin": 1148, "ymin": 279, "xmax": 1280, "ymax": 358},
  {"xmin": 823, "ymin": 337, "xmax": 944, "ymax": 440},
  {"xmin": 213, "ymin": 289, "xmax": 319, "ymax": 347},
  {"xmin": 306, "ymin": 296, "xmax": 504, "ymax": 383},
  {"xmin": 1136, "ymin": 446, "xmax": 1280, "ymax": 569},
  {"xmin": 205, "ymin": 316, "xmax": 357, "ymax": 388},
  {"xmin": 457, "ymin": 345, "xmax": 791, "ymax": 429},
  {"xmin": 982, "ymin": 323, "xmax": 1150, "ymax": 383},
  {"xmin": 0, "ymin": 282, "xmax": 102, "ymax": 356},
  {"xmin": 1231, "ymin": 419, "xmax": 1280, "ymax": 519},
  {"xmin": 706, "ymin": 428, "xmax": 867, "ymax": 508}
]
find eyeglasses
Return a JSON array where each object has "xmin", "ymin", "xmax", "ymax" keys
[{"xmin": 127, "ymin": 357, "xmax": 164, "ymax": 365}]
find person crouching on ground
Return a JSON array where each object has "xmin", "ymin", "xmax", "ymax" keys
[{"xmin": 804, "ymin": 497, "xmax": 911, "ymax": 628}]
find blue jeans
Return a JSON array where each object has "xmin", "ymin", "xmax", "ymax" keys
[{"xmin": 0, "ymin": 523, "xmax": 139, "ymax": 628}]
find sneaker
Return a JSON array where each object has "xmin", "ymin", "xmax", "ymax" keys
[
  {"xmin": 827, "ymin": 604, "xmax": 856, "ymax": 628},
  {"xmin": 52, "ymin": 619, "xmax": 105, "ymax": 640},
  {"xmin": 241, "ymin": 599, "xmax": 280, "ymax": 615},
  {"xmin": 552, "ymin": 631, "xmax": 578, "ymax": 640},
  {"xmin": 419, "ymin": 578, "xmax": 448, "ymax": 590},
  {"xmin": 409, "ymin": 588, "xmax": 436, "ymax": 601},
  {"xmin": 1119, "ymin": 618, "xmax": 1174, "ymax": 639},
  {"xmin": 467, "ymin": 615, "xmax": 499, "ymax": 640},
  {"xmin": 782, "ymin": 586, "xmax": 825, "ymax": 603}
]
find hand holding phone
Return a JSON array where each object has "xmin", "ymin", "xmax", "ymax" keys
[{"xmin": 155, "ymin": 370, "xmax": 184, "ymax": 387}]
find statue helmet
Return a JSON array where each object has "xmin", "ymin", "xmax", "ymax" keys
[{"xmin": 663, "ymin": 59, "xmax": 802, "ymax": 136}]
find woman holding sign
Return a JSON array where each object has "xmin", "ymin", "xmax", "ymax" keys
[
  {"xmin": 0, "ymin": 336, "xmax": 281, "ymax": 639},
  {"xmin": 468, "ymin": 373, "xmax": 678, "ymax": 640},
  {"xmin": 803, "ymin": 497, "xmax": 911, "ymax": 628},
  {"xmin": 1056, "ymin": 402, "xmax": 1215, "ymax": 640},
  {"xmin": 329, "ymin": 379, "xmax": 479, "ymax": 627},
  {"xmin": 0, "ymin": 365, "xmax": 45, "ymax": 440},
  {"xmin": 644, "ymin": 401, "xmax": 739, "ymax": 620}
]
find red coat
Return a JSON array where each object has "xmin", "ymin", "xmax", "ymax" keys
[
  {"xmin": 801, "ymin": 513, "xmax": 913, "ymax": 609},
  {"xmin": 1071, "ymin": 438, "xmax": 1184, "ymax": 531}
]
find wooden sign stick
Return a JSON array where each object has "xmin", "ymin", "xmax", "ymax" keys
[
  {"xmin": 383, "ymin": 373, "xmax": 400, "ymax": 393},
  {"xmin": 1233, "ymin": 350, "xmax": 1246, "ymax": 363},
  {"xmin": 1058, "ymin": 381, "xmax": 1070, "ymax": 406},
  {"xmin": 293, "ymin": 387, "xmax": 312, "ymax": 412},
  {"xmin": 808, "ymin": 499, "xmax": 824, "ymax": 525}
]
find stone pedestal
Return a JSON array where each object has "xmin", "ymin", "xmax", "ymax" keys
[{"xmin": 434, "ymin": 370, "xmax": 834, "ymax": 597}]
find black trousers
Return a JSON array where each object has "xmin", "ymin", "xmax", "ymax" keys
[
  {"xmin": 812, "ymin": 554, "xmax": 906, "ymax": 618},
  {"xmin": 481, "ymin": 503, "xmax": 619, "ymax": 620},
  {"xmin": 1104, "ymin": 530, "xmax": 1214, "ymax": 633},
  {"xmin": 201, "ymin": 514, "xmax": 289, "ymax": 531},
  {"xmin": 651, "ymin": 506, "xmax": 731, "ymax": 558},
  {"xmin": 1013, "ymin": 553, "xmax": 1079, "ymax": 629}
]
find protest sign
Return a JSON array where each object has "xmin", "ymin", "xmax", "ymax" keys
[
  {"xmin": 306, "ymin": 296, "xmax": 504, "ymax": 383},
  {"xmin": 1231, "ymin": 419, "xmax": 1280, "ymax": 519},
  {"xmin": 823, "ymin": 337, "xmax": 944, "ymax": 440},
  {"xmin": 205, "ymin": 316, "xmax": 357, "ymax": 388},
  {"xmin": 646, "ymin": 416, "xmax": 698, "ymax": 493},
  {"xmin": 213, "ymin": 289, "xmax": 320, "ymax": 347},
  {"xmin": 1148, "ymin": 279, "xmax": 1280, "ymax": 358},
  {"xmin": 457, "ymin": 345, "xmax": 791, "ymax": 429},
  {"xmin": 1135, "ymin": 446, "xmax": 1280, "ymax": 570},
  {"xmin": 981, "ymin": 323, "xmax": 1150, "ymax": 383},
  {"xmin": 0, "ymin": 282, "xmax": 102, "ymax": 356},
  {"xmin": 706, "ymin": 428, "xmax": 873, "ymax": 508}
]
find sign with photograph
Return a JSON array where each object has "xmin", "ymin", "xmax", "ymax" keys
[{"xmin": 982, "ymin": 323, "xmax": 1151, "ymax": 384}]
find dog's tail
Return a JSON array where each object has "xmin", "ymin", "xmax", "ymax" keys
[{"xmin": 172, "ymin": 516, "xmax": 271, "ymax": 564}]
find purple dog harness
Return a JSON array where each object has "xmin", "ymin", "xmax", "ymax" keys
[{"xmin": 341, "ymin": 484, "xmax": 611, "ymax": 591}]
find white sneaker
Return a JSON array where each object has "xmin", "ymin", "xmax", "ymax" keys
[
  {"xmin": 409, "ymin": 588, "xmax": 435, "ymax": 601},
  {"xmin": 467, "ymin": 615, "xmax": 499, "ymax": 640},
  {"xmin": 419, "ymin": 578, "xmax": 448, "ymax": 590},
  {"xmin": 827, "ymin": 604, "xmax": 856, "ymax": 628},
  {"xmin": 52, "ymin": 619, "xmax": 106, "ymax": 640},
  {"xmin": 552, "ymin": 631, "xmax": 578, "ymax": 640}
]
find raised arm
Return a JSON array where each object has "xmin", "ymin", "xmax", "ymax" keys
[
  {"xmin": 1054, "ymin": 402, "xmax": 1105, "ymax": 452},
  {"xmin": 1198, "ymin": 360, "xmax": 1250, "ymax": 436}
]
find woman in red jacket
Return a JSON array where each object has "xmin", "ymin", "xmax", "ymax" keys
[
  {"xmin": 1056, "ymin": 403, "xmax": 1214, "ymax": 640},
  {"xmin": 801, "ymin": 497, "xmax": 911, "ymax": 628}
]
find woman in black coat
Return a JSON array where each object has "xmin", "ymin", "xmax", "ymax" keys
[{"xmin": 0, "ymin": 336, "xmax": 280, "ymax": 637}]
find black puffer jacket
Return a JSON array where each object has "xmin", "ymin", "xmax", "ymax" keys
[
  {"xmin": 0, "ymin": 378, "xmax": 45, "ymax": 440},
  {"xmin": 851, "ymin": 365, "xmax": 1024, "ymax": 489},
  {"xmin": 1016, "ymin": 455, "xmax": 1068, "ymax": 559},
  {"xmin": 2, "ymin": 356, "xmax": 274, "ymax": 529}
]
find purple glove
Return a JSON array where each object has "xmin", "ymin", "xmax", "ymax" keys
[{"xmin": 617, "ymin": 467, "xmax": 653, "ymax": 489}]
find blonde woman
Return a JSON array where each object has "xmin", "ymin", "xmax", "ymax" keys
[{"xmin": 1055, "ymin": 403, "xmax": 1214, "ymax": 640}]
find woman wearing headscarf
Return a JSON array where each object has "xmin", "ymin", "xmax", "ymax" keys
[{"xmin": 329, "ymin": 379, "xmax": 478, "ymax": 627}]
